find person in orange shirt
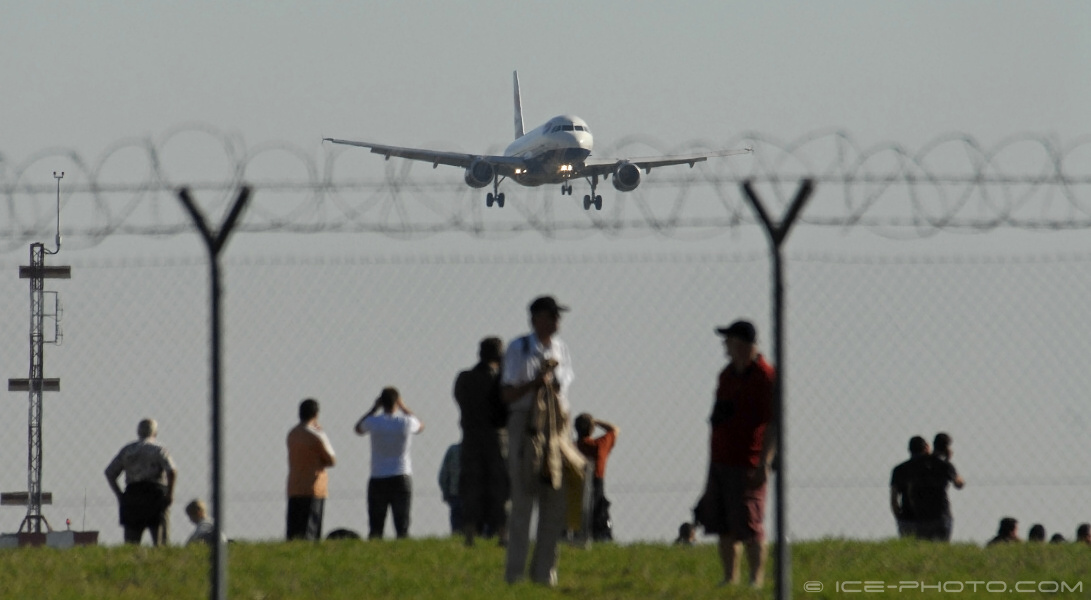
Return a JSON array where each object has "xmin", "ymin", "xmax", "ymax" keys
[
  {"xmin": 575, "ymin": 413, "xmax": 619, "ymax": 542},
  {"xmin": 286, "ymin": 398, "xmax": 336, "ymax": 540}
]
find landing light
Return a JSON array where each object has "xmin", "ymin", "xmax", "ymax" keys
[{"xmin": 559, "ymin": 164, "xmax": 573, "ymax": 172}]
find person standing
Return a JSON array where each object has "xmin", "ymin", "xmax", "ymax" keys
[
  {"xmin": 438, "ymin": 442, "xmax": 463, "ymax": 535},
  {"xmin": 502, "ymin": 295, "xmax": 583, "ymax": 586},
  {"xmin": 701, "ymin": 320, "xmax": 776, "ymax": 588},
  {"xmin": 105, "ymin": 418, "xmax": 178, "ymax": 546},
  {"xmin": 286, "ymin": 398, "xmax": 337, "ymax": 541},
  {"xmin": 911, "ymin": 432, "xmax": 964, "ymax": 541},
  {"xmin": 574, "ymin": 413, "xmax": 619, "ymax": 542},
  {"xmin": 354, "ymin": 387, "xmax": 424, "ymax": 539},
  {"xmin": 889, "ymin": 436, "xmax": 930, "ymax": 538},
  {"xmin": 453, "ymin": 336, "xmax": 509, "ymax": 547}
]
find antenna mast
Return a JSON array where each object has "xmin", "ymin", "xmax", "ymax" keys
[{"xmin": 3, "ymin": 172, "xmax": 70, "ymax": 534}]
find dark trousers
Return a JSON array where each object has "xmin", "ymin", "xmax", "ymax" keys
[
  {"xmin": 590, "ymin": 477, "xmax": 613, "ymax": 541},
  {"xmin": 120, "ymin": 481, "xmax": 170, "ymax": 546},
  {"xmin": 368, "ymin": 475, "xmax": 412, "ymax": 539},
  {"xmin": 286, "ymin": 496, "xmax": 325, "ymax": 541},
  {"xmin": 123, "ymin": 512, "xmax": 169, "ymax": 546},
  {"xmin": 459, "ymin": 430, "xmax": 509, "ymax": 534}
]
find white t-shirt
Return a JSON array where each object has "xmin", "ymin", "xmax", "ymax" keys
[
  {"xmin": 501, "ymin": 333, "xmax": 574, "ymax": 413},
  {"xmin": 356, "ymin": 413, "xmax": 422, "ymax": 478}
]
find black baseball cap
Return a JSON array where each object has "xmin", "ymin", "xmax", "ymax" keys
[
  {"xmin": 715, "ymin": 320, "xmax": 757, "ymax": 343},
  {"xmin": 529, "ymin": 295, "xmax": 569, "ymax": 315}
]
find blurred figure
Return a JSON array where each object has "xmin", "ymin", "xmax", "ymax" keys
[
  {"xmin": 574, "ymin": 413, "xmax": 619, "ymax": 542},
  {"xmin": 1027, "ymin": 523, "xmax": 1046, "ymax": 543},
  {"xmin": 105, "ymin": 418, "xmax": 177, "ymax": 546},
  {"xmin": 1049, "ymin": 533, "xmax": 1067, "ymax": 544},
  {"xmin": 1076, "ymin": 523, "xmax": 1091, "ymax": 544},
  {"xmin": 438, "ymin": 442, "xmax": 463, "ymax": 534},
  {"xmin": 701, "ymin": 320, "xmax": 776, "ymax": 588},
  {"xmin": 185, "ymin": 499, "xmax": 224, "ymax": 546},
  {"xmin": 453, "ymin": 336, "xmax": 509, "ymax": 548},
  {"xmin": 910, "ymin": 432, "xmax": 964, "ymax": 541},
  {"xmin": 326, "ymin": 528, "xmax": 361, "ymax": 540},
  {"xmin": 355, "ymin": 387, "xmax": 424, "ymax": 539},
  {"xmin": 674, "ymin": 522, "xmax": 697, "ymax": 547},
  {"xmin": 987, "ymin": 517, "xmax": 1020, "ymax": 545},
  {"xmin": 889, "ymin": 436, "xmax": 930, "ymax": 538},
  {"xmin": 286, "ymin": 398, "xmax": 336, "ymax": 541},
  {"xmin": 502, "ymin": 295, "xmax": 582, "ymax": 586}
]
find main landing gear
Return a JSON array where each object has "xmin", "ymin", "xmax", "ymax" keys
[
  {"xmin": 486, "ymin": 172, "xmax": 505, "ymax": 208},
  {"xmin": 581, "ymin": 174, "xmax": 602, "ymax": 211}
]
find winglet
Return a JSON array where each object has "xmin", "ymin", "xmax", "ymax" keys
[{"xmin": 513, "ymin": 70, "xmax": 525, "ymax": 140}]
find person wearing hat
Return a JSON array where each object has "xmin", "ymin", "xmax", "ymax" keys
[
  {"xmin": 453, "ymin": 336, "xmax": 510, "ymax": 547},
  {"xmin": 701, "ymin": 320, "xmax": 777, "ymax": 588},
  {"xmin": 501, "ymin": 295, "xmax": 578, "ymax": 586}
]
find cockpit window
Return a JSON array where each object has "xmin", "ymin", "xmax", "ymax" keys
[
  {"xmin": 551, "ymin": 126, "xmax": 562, "ymax": 133},
  {"xmin": 574, "ymin": 125, "xmax": 585, "ymax": 131}
]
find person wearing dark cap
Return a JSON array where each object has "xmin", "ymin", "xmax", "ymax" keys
[
  {"xmin": 987, "ymin": 517, "xmax": 1020, "ymax": 545},
  {"xmin": 700, "ymin": 319, "xmax": 777, "ymax": 588},
  {"xmin": 501, "ymin": 295, "xmax": 582, "ymax": 586},
  {"xmin": 453, "ymin": 336, "xmax": 510, "ymax": 547},
  {"xmin": 890, "ymin": 436, "xmax": 930, "ymax": 538}
]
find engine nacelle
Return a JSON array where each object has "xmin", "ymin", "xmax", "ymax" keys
[
  {"xmin": 612, "ymin": 161, "xmax": 641, "ymax": 192},
  {"xmin": 464, "ymin": 160, "xmax": 495, "ymax": 189}
]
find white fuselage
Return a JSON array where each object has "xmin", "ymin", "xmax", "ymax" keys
[{"xmin": 504, "ymin": 115, "xmax": 593, "ymax": 186}]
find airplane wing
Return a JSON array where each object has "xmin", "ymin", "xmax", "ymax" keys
[
  {"xmin": 323, "ymin": 138, "xmax": 526, "ymax": 171},
  {"xmin": 580, "ymin": 147, "xmax": 753, "ymax": 177}
]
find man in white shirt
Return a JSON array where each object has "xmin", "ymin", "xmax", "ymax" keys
[
  {"xmin": 502, "ymin": 295, "xmax": 575, "ymax": 586},
  {"xmin": 355, "ymin": 387, "xmax": 424, "ymax": 539}
]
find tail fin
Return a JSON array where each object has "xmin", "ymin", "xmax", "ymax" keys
[{"xmin": 513, "ymin": 70, "xmax": 525, "ymax": 140}]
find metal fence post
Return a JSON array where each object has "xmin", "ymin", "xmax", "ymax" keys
[
  {"xmin": 177, "ymin": 186, "xmax": 251, "ymax": 600},
  {"xmin": 740, "ymin": 179, "xmax": 813, "ymax": 600}
]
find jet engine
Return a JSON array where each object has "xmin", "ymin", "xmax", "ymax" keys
[
  {"xmin": 464, "ymin": 160, "xmax": 495, "ymax": 189},
  {"xmin": 612, "ymin": 161, "xmax": 641, "ymax": 192}
]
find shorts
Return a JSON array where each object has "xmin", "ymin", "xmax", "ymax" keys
[{"xmin": 699, "ymin": 463, "xmax": 767, "ymax": 542}]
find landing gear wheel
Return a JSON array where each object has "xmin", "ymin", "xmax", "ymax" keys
[
  {"xmin": 486, "ymin": 193, "xmax": 494, "ymax": 207},
  {"xmin": 496, "ymin": 193, "xmax": 505, "ymax": 208},
  {"xmin": 583, "ymin": 195, "xmax": 592, "ymax": 210},
  {"xmin": 594, "ymin": 195, "xmax": 603, "ymax": 210}
]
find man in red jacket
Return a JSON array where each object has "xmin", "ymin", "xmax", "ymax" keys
[{"xmin": 703, "ymin": 320, "xmax": 777, "ymax": 588}]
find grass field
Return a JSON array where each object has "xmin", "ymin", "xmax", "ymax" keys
[{"xmin": 1, "ymin": 537, "xmax": 1088, "ymax": 599}]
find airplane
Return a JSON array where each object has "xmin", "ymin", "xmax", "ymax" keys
[{"xmin": 323, "ymin": 71, "xmax": 752, "ymax": 210}]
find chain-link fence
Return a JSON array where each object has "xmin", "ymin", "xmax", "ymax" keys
[{"xmin": 3, "ymin": 244, "xmax": 1089, "ymax": 546}]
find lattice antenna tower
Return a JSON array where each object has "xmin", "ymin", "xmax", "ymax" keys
[{"xmin": 3, "ymin": 171, "xmax": 70, "ymax": 534}]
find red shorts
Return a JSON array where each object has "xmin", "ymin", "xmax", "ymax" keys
[{"xmin": 700, "ymin": 463, "xmax": 767, "ymax": 542}]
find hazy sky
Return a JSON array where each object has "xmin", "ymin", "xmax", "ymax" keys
[
  {"xmin": 2, "ymin": 2, "xmax": 1090, "ymax": 545},
  {"xmin": 5, "ymin": 2, "xmax": 1088, "ymax": 166}
]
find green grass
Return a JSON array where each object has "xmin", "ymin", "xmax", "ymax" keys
[{"xmin": 1, "ymin": 537, "xmax": 1088, "ymax": 599}]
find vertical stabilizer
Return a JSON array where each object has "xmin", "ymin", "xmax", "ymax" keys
[{"xmin": 513, "ymin": 70, "xmax": 525, "ymax": 140}]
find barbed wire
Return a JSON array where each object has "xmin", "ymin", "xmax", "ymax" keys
[{"xmin": 2, "ymin": 125, "xmax": 1090, "ymax": 253}]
